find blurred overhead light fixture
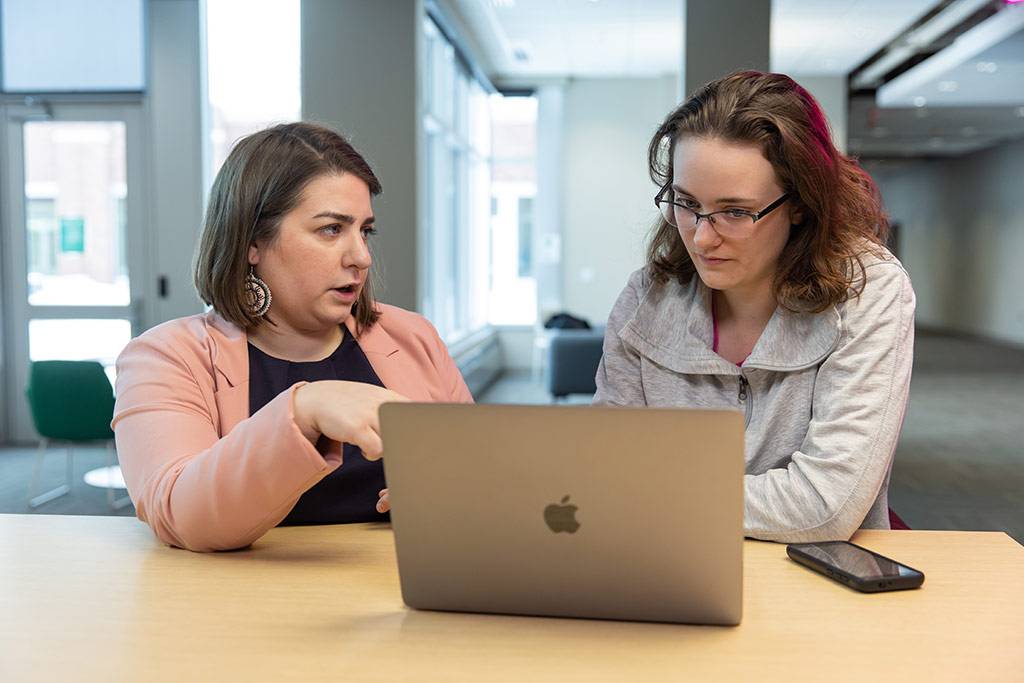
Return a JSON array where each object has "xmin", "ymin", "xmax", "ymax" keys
[
  {"xmin": 510, "ymin": 41, "xmax": 532, "ymax": 63},
  {"xmin": 913, "ymin": 96, "xmax": 927, "ymax": 107},
  {"xmin": 851, "ymin": 0, "xmax": 990, "ymax": 90},
  {"xmin": 937, "ymin": 80, "xmax": 959, "ymax": 91},
  {"xmin": 877, "ymin": 4, "xmax": 1024, "ymax": 106},
  {"xmin": 976, "ymin": 61, "xmax": 998, "ymax": 72}
]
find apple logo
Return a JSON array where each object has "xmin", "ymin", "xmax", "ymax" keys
[{"xmin": 544, "ymin": 495, "xmax": 580, "ymax": 533}]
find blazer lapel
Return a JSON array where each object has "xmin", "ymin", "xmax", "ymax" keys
[
  {"xmin": 346, "ymin": 316, "xmax": 432, "ymax": 400},
  {"xmin": 204, "ymin": 311, "xmax": 434, "ymax": 437},
  {"xmin": 206, "ymin": 312, "xmax": 251, "ymax": 436}
]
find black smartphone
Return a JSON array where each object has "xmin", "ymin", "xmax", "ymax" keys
[{"xmin": 786, "ymin": 541, "xmax": 925, "ymax": 593}]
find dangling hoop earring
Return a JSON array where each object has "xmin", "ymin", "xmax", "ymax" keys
[{"xmin": 244, "ymin": 266, "xmax": 272, "ymax": 318}]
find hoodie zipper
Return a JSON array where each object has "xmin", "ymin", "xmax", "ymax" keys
[{"xmin": 738, "ymin": 375, "xmax": 752, "ymax": 427}]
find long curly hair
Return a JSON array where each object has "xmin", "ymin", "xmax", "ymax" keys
[{"xmin": 646, "ymin": 71, "xmax": 889, "ymax": 313}]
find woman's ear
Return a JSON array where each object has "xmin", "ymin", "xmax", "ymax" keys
[
  {"xmin": 248, "ymin": 244, "xmax": 260, "ymax": 266},
  {"xmin": 788, "ymin": 204, "xmax": 805, "ymax": 227}
]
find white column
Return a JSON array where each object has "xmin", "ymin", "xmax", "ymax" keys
[{"xmin": 534, "ymin": 83, "xmax": 566, "ymax": 324}]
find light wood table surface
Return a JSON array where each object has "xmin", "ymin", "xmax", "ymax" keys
[{"xmin": 1, "ymin": 514, "xmax": 1021, "ymax": 682}]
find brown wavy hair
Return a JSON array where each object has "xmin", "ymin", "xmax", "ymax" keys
[
  {"xmin": 194, "ymin": 122, "xmax": 382, "ymax": 332},
  {"xmin": 646, "ymin": 71, "xmax": 889, "ymax": 313}
]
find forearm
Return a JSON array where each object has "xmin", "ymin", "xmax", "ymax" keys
[
  {"xmin": 118, "ymin": 386, "xmax": 337, "ymax": 552},
  {"xmin": 742, "ymin": 456, "xmax": 888, "ymax": 543}
]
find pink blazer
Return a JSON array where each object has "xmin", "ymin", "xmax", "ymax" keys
[{"xmin": 112, "ymin": 306, "xmax": 473, "ymax": 552}]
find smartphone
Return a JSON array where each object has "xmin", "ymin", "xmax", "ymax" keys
[{"xmin": 786, "ymin": 541, "xmax": 925, "ymax": 592}]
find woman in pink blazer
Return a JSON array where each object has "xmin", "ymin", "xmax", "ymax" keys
[{"xmin": 112, "ymin": 123, "xmax": 472, "ymax": 552}]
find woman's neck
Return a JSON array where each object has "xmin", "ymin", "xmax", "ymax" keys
[
  {"xmin": 247, "ymin": 317, "xmax": 344, "ymax": 362},
  {"xmin": 713, "ymin": 279, "xmax": 777, "ymax": 331}
]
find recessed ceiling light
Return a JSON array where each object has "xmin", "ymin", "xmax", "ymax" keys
[
  {"xmin": 489, "ymin": 0, "xmax": 515, "ymax": 8},
  {"xmin": 976, "ymin": 61, "xmax": 998, "ymax": 73},
  {"xmin": 913, "ymin": 96, "xmax": 927, "ymax": 107},
  {"xmin": 937, "ymin": 80, "xmax": 958, "ymax": 92}
]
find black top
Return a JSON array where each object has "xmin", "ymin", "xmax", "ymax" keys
[{"xmin": 248, "ymin": 326, "xmax": 389, "ymax": 526}]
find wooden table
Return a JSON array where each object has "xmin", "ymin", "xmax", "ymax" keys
[{"xmin": 1, "ymin": 514, "xmax": 1021, "ymax": 682}]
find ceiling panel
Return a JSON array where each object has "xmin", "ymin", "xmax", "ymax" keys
[
  {"xmin": 446, "ymin": 0, "xmax": 1024, "ymax": 157},
  {"xmin": 877, "ymin": 20, "xmax": 1024, "ymax": 108},
  {"xmin": 451, "ymin": 0, "xmax": 934, "ymax": 78},
  {"xmin": 772, "ymin": 0, "xmax": 935, "ymax": 74}
]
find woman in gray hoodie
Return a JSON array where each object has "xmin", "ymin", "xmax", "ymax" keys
[{"xmin": 595, "ymin": 71, "xmax": 915, "ymax": 543}]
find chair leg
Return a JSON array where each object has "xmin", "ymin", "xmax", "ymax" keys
[
  {"xmin": 105, "ymin": 441, "xmax": 132, "ymax": 510},
  {"xmin": 28, "ymin": 438, "xmax": 46, "ymax": 503},
  {"xmin": 66, "ymin": 446, "xmax": 74, "ymax": 490},
  {"xmin": 106, "ymin": 441, "xmax": 113, "ymax": 507},
  {"xmin": 28, "ymin": 438, "xmax": 71, "ymax": 508}
]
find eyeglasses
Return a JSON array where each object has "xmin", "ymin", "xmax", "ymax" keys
[{"xmin": 655, "ymin": 183, "xmax": 790, "ymax": 237}]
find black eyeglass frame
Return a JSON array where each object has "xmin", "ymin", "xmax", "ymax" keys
[{"xmin": 655, "ymin": 183, "xmax": 791, "ymax": 229}]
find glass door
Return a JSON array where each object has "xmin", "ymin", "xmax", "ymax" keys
[{"xmin": 2, "ymin": 102, "xmax": 146, "ymax": 443}]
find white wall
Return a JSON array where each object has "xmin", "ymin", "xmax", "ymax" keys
[
  {"xmin": 497, "ymin": 327, "xmax": 535, "ymax": 371},
  {"xmin": 560, "ymin": 76, "xmax": 678, "ymax": 327},
  {"xmin": 791, "ymin": 75, "xmax": 848, "ymax": 154},
  {"xmin": 533, "ymin": 83, "xmax": 566, "ymax": 324},
  {"xmin": 868, "ymin": 136, "xmax": 1024, "ymax": 346},
  {"xmin": 866, "ymin": 159, "xmax": 954, "ymax": 329}
]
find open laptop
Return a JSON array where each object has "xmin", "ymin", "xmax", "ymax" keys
[{"xmin": 379, "ymin": 403, "xmax": 744, "ymax": 625}]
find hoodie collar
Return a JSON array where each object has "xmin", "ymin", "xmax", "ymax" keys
[{"xmin": 618, "ymin": 277, "xmax": 841, "ymax": 375}]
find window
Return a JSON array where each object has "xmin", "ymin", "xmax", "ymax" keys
[
  {"xmin": 421, "ymin": 18, "xmax": 491, "ymax": 341},
  {"xmin": 204, "ymin": 0, "xmax": 301, "ymax": 183},
  {"xmin": 26, "ymin": 198, "xmax": 58, "ymax": 279},
  {"xmin": 517, "ymin": 196, "xmax": 534, "ymax": 277},
  {"xmin": 23, "ymin": 121, "xmax": 129, "ymax": 306},
  {"xmin": 488, "ymin": 95, "xmax": 538, "ymax": 326},
  {"xmin": 1, "ymin": 0, "xmax": 145, "ymax": 92}
]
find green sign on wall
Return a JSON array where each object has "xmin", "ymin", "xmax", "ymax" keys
[{"xmin": 60, "ymin": 217, "xmax": 85, "ymax": 253}]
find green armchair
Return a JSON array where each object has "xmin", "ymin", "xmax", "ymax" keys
[{"xmin": 25, "ymin": 360, "xmax": 125, "ymax": 509}]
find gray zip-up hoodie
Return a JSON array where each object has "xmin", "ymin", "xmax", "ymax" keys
[{"xmin": 594, "ymin": 247, "xmax": 916, "ymax": 543}]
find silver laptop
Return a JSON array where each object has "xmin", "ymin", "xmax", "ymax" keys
[{"xmin": 379, "ymin": 403, "xmax": 744, "ymax": 625}]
